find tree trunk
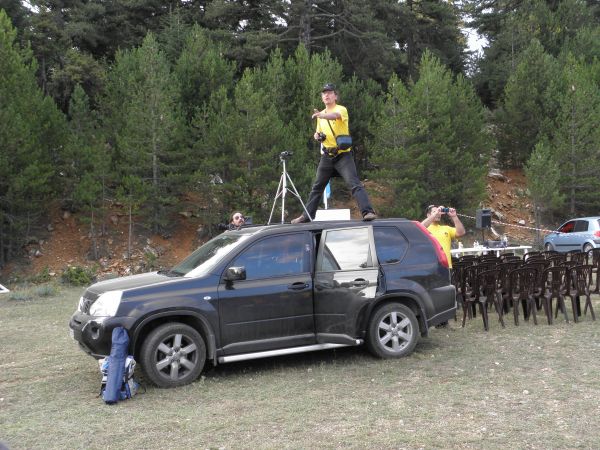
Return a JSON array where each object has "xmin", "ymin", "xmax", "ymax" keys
[
  {"xmin": 407, "ymin": 0, "xmax": 415, "ymax": 79},
  {"xmin": 0, "ymin": 215, "xmax": 4, "ymax": 266},
  {"xmin": 90, "ymin": 208, "xmax": 98, "ymax": 261},
  {"xmin": 152, "ymin": 129, "xmax": 160, "ymax": 234},
  {"xmin": 298, "ymin": 0, "xmax": 312, "ymax": 50},
  {"xmin": 569, "ymin": 103, "xmax": 576, "ymax": 215},
  {"xmin": 128, "ymin": 204, "xmax": 133, "ymax": 260}
]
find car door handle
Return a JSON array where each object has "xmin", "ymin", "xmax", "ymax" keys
[
  {"xmin": 352, "ymin": 278, "xmax": 368, "ymax": 288},
  {"xmin": 288, "ymin": 282, "xmax": 309, "ymax": 290}
]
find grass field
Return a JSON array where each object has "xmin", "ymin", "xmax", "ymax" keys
[{"xmin": 1, "ymin": 283, "xmax": 600, "ymax": 449}]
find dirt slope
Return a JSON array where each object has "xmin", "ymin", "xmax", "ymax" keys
[{"xmin": 2, "ymin": 168, "xmax": 541, "ymax": 281}]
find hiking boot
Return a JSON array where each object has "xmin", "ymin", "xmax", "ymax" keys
[
  {"xmin": 362, "ymin": 212, "xmax": 377, "ymax": 221},
  {"xmin": 291, "ymin": 215, "xmax": 309, "ymax": 224}
]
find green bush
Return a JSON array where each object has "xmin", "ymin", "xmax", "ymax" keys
[
  {"xmin": 35, "ymin": 284, "xmax": 58, "ymax": 297},
  {"xmin": 30, "ymin": 267, "xmax": 52, "ymax": 284},
  {"xmin": 144, "ymin": 251, "xmax": 158, "ymax": 270},
  {"xmin": 8, "ymin": 291, "xmax": 33, "ymax": 301},
  {"xmin": 61, "ymin": 266, "xmax": 95, "ymax": 286}
]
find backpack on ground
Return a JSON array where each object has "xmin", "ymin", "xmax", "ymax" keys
[{"xmin": 99, "ymin": 327, "xmax": 140, "ymax": 404}]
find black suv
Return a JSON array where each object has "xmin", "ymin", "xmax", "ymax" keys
[{"xmin": 69, "ymin": 219, "xmax": 455, "ymax": 388}]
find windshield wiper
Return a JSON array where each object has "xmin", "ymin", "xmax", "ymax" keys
[{"xmin": 157, "ymin": 269, "xmax": 183, "ymax": 277}]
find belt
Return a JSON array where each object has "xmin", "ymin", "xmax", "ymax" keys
[
  {"xmin": 323, "ymin": 148, "xmax": 350, "ymax": 158},
  {"xmin": 324, "ymin": 147, "xmax": 338, "ymax": 157}
]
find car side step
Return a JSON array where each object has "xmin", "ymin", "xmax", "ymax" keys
[{"xmin": 218, "ymin": 341, "xmax": 363, "ymax": 364}]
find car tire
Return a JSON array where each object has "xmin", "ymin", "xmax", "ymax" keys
[
  {"xmin": 544, "ymin": 243, "xmax": 554, "ymax": 251},
  {"xmin": 367, "ymin": 302, "xmax": 419, "ymax": 359},
  {"xmin": 140, "ymin": 323, "xmax": 206, "ymax": 388},
  {"xmin": 583, "ymin": 243, "xmax": 593, "ymax": 253}
]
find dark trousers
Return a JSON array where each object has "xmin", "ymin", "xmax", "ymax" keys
[{"xmin": 303, "ymin": 151, "xmax": 374, "ymax": 219}]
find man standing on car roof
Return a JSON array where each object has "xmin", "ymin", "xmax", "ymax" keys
[{"xmin": 291, "ymin": 83, "xmax": 376, "ymax": 224}]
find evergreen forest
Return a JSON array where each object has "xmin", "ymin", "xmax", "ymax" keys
[{"xmin": 0, "ymin": 0, "xmax": 599, "ymax": 266}]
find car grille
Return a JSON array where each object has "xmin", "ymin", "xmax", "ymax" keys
[{"xmin": 78, "ymin": 292, "xmax": 100, "ymax": 314}]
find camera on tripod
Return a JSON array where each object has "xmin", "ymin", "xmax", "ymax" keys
[
  {"xmin": 316, "ymin": 132, "xmax": 326, "ymax": 142},
  {"xmin": 279, "ymin": 151, "xmax": 293, "ymax": 161}
]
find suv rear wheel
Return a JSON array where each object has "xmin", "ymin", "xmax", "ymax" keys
[
  {"xmin": 367, "ymin": 302, "xmax": 419, "ymax": 358},
  {"xmin": 141, "ymin": 323, "xmax": 206, "ymax": 388}
]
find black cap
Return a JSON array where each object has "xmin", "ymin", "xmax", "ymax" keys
[{"xmin": 321, "ymin": 83, "xmax": 336, "ymax": 92}]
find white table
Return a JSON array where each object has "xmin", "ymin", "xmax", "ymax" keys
[{"xmin": 450, "ymin": 245, "xmax": 532, "ymax": 257}]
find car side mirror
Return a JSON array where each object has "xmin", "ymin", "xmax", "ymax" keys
[{"xmin": 224, "ymin": 266, "xmax": 246, "ymax": 281}]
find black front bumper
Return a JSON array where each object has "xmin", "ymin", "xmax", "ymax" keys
[{"xmin": 69, "ymin": 312, "xmax": 136, "ymax": 358}]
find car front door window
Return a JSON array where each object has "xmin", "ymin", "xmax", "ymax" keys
[{"xmin": 231, "ymin": 234, "xmax": 307, "ymax": 280}]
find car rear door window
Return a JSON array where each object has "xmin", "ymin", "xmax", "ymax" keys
[
  {"xmin": 230, "ymin": 233, "xmax": 308, "ymax": 280},
  {"xmin": 574, "ymin": 220, "xmax": 589, "ymax": 232},
  {"xmin": 373, "ymin": 226, "xmax": 408, "ymax": 264}
]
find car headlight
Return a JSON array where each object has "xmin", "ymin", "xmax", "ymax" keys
[{"xmin": 89, "ymin": 291, "xmax": 122, "ymax": 317}]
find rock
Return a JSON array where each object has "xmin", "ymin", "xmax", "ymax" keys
[
  {"xmin": 209, "ymin": 174, "xmax": 223, "ymax": 185},
  {"xmin": 62, "ymin": 210, "xmax": 71, "ymax": 220},
  {"xmin": 488, "ymin": 170, "xmax": 508, "ymax": 182},
  {"xmin": 179, "ymin": 211, "xmax": 192, "ymax": 218},
  {"xmin": 518, "ymin": 219, "xmax": 526, "ymax": 225},
  {"xmin": 34, "ymin": 250, "xmax": 42, "ymax": 257},
  {"xmin": 493, "ymin": 210, "xmax": 506, "ymax": 222},
  {"xmin": 143, "ymin": 245, "xmax": 158, "ymax": 257},
  {"xmin": 47, "ymin": 224, "xmax": 54, "ymax": 232}
]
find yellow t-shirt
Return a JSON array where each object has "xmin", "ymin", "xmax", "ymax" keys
[
  {"xmin": 315, "ymin": 104, "xmax": 351, "ymax": 153},
  {"xmin": 427, "ymin": 223, "xmax": 457, "ymax": 267}
]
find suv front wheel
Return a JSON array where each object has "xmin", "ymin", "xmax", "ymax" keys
[
  {"xmin": 367, "ymin": 302, "xmax": 419, "ymax": 358},
  {"xmin": 141, "ymin": 323, "xmax": 206, "ymax": 388}
]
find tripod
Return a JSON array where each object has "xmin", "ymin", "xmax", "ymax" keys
[{"xmin": 268, "ymin": 151, "xmax": 311, "ymax": 224}]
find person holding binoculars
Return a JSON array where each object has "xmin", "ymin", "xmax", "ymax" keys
[{"xmin": 421, "ymin": 205, "xmax": 465, "ymax": 268}]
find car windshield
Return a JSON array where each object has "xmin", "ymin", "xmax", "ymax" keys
[{"xmin": 170, "ymin": 233, "xmax": 252, "ymax": 277}]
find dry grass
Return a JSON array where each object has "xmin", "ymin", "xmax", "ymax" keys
[{"xmin": 1, "ymin": 284, "xmax": 600, "ymax": 449}]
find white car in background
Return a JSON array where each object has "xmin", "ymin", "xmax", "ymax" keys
[{"xmin": 543, "ymin": 217, "xmax": 600, "ymax": 253}]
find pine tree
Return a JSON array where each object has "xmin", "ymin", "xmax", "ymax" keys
[
  {"xmin": 495, "ymin": 40, "xmax": 558, "ymax": 167},
  {"xmin": 369, "ymin": 52, "xmax": 489, "ymax": 218},
  {"xmin": 174, "ymin": 25, "xmax": 236, "ymax": 122},
  {"xmin": 66, "ymin": 85, "xmax": 110, "ymax": 260},
  {"xmin": 525, "ymin": 140, "xmax": 564, "ymax": 245},
  {"xmin": 103, "ymin": 33, "xmax": 186, "ymax": 234},
  {"xmin": 467, "ymin": 0, "xmax": 598, "ymax": 107},
  {"xmin": 0, "ymin": 10, "xmax": 67, "ymax": 264},
  {"xmin": 553, "ymin": 55, "xmax": 600, "ymax": 215}
]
